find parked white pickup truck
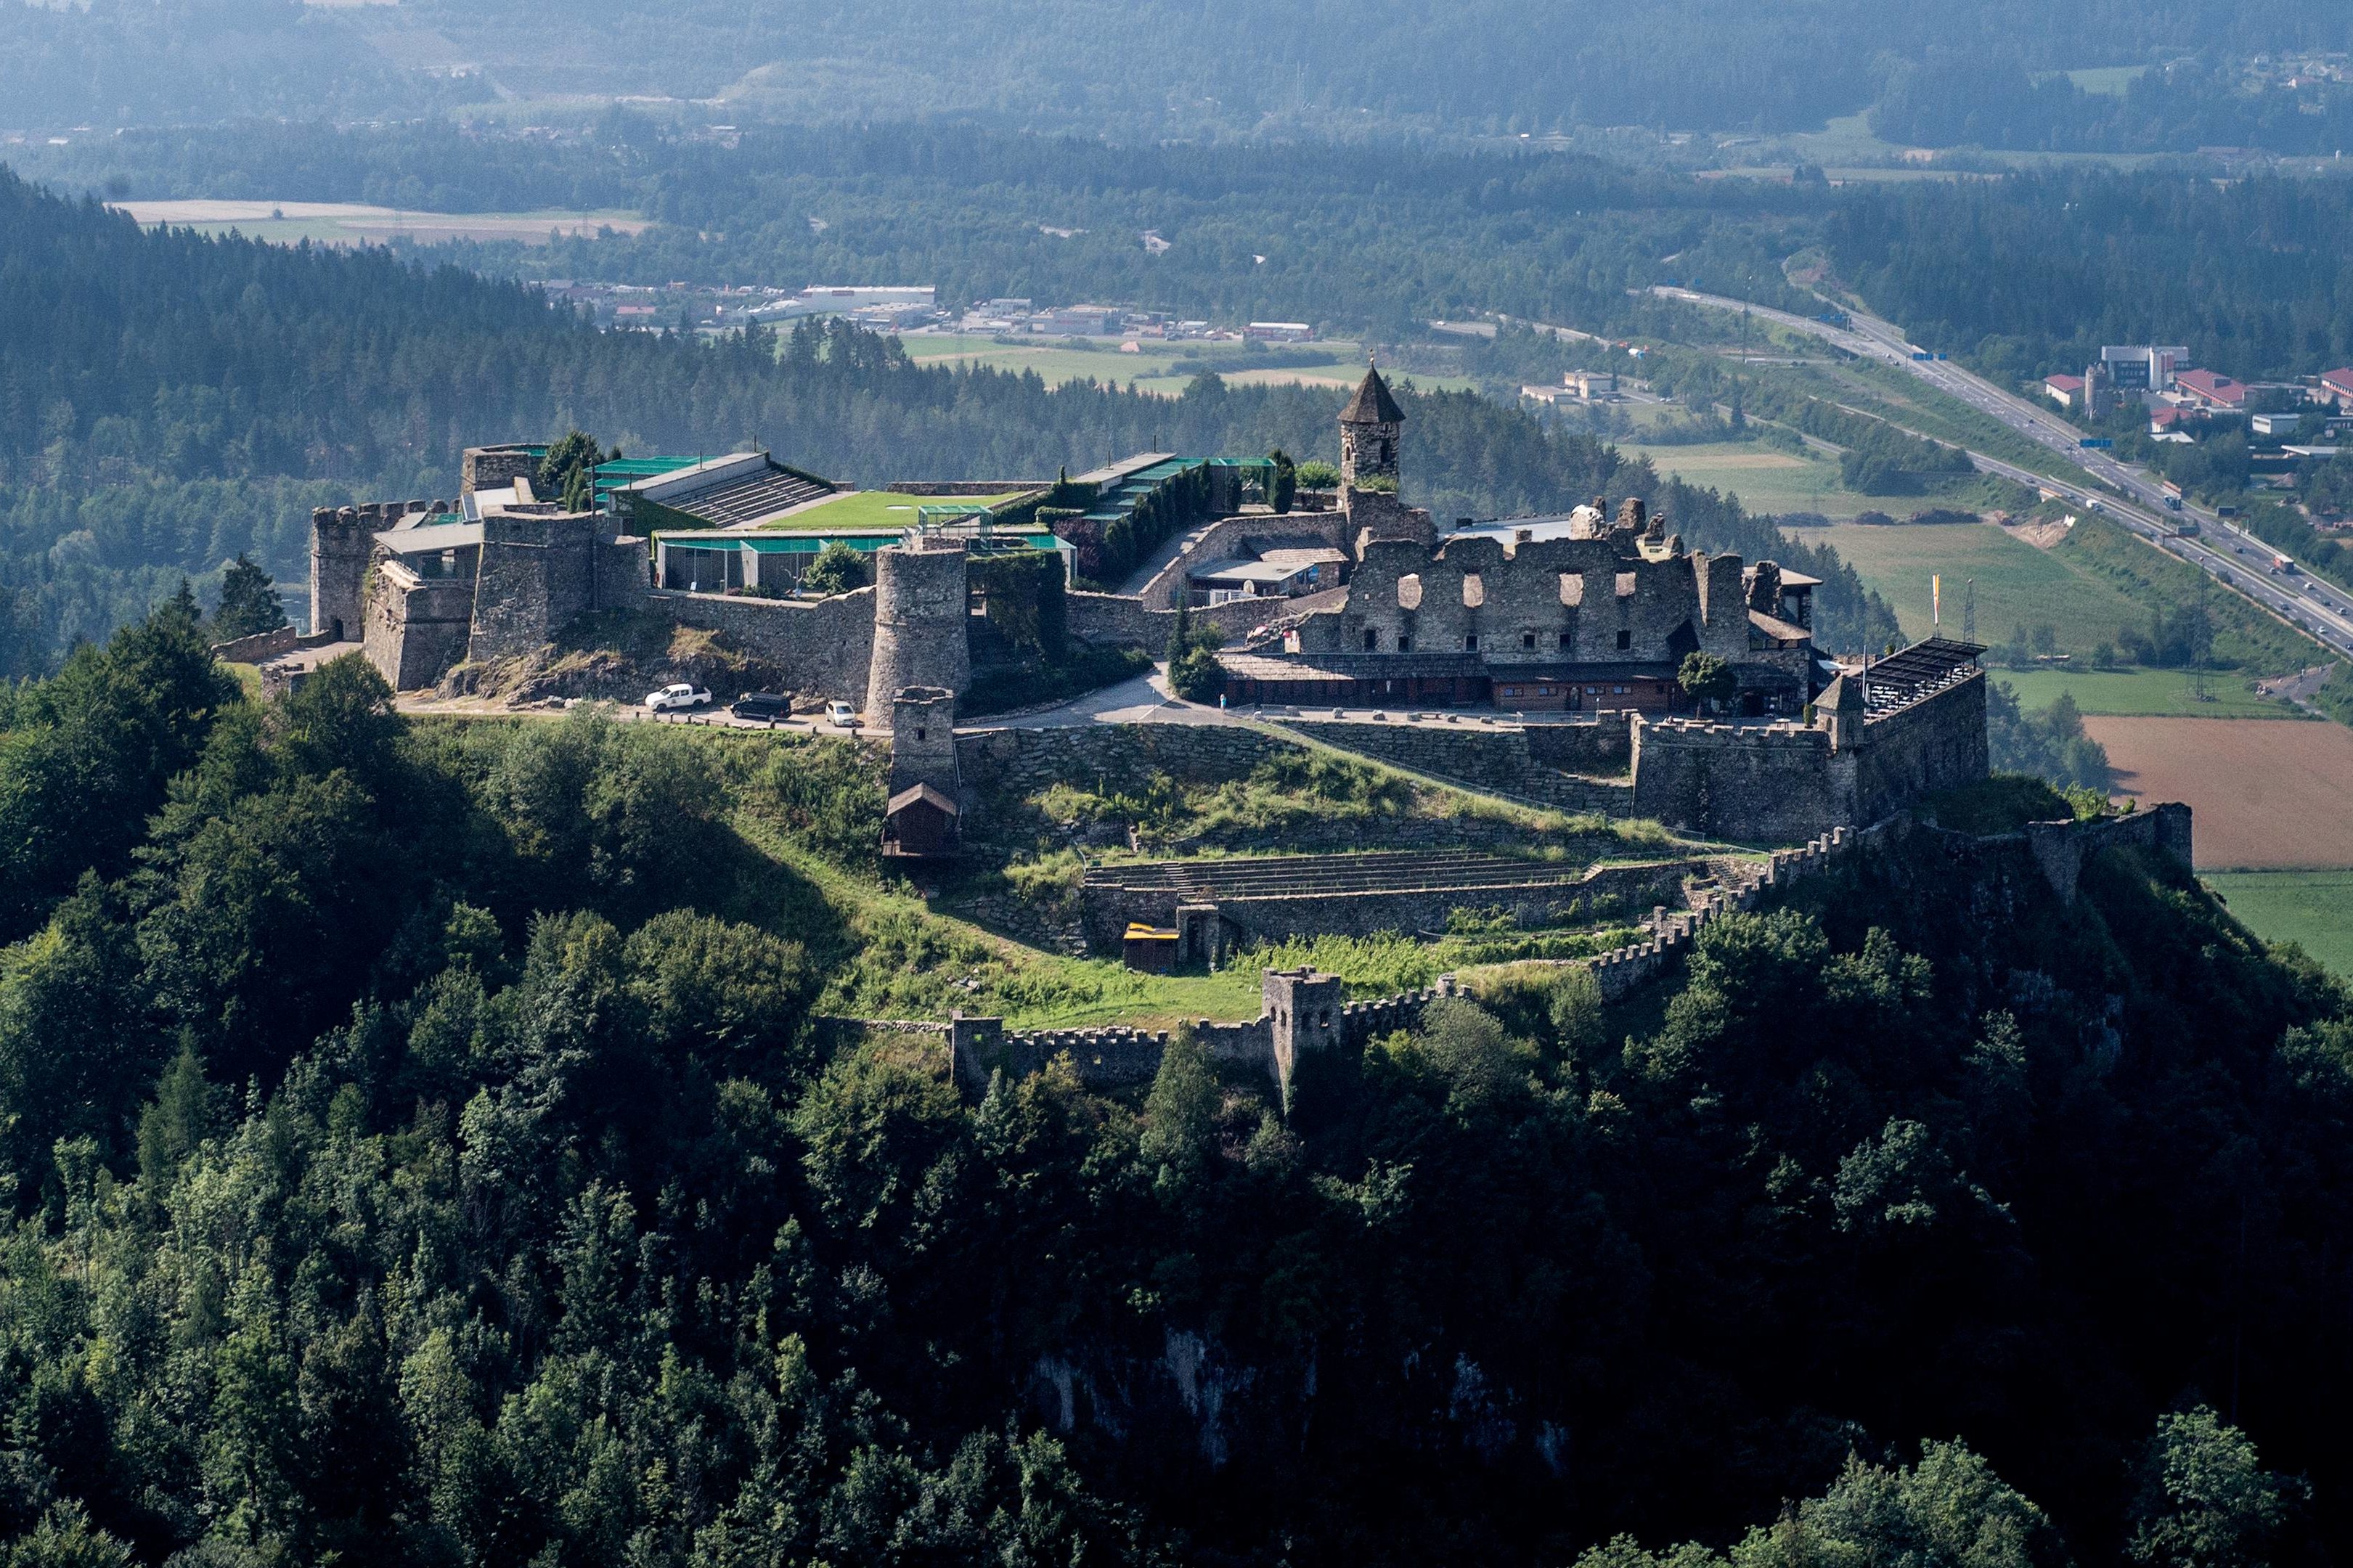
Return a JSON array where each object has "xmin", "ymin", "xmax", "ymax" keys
[{"xmin": 643, "ymin": 682, "xmax": 712, "ymax": 713}]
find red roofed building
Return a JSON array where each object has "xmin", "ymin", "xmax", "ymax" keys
[
  {"xmin": 2318, "ymin": 368, "xmax": 2353, "ymax": 409},
  {"xmin": 2173, "ymin": 368, "xmax": 2249, "ymax": 411},
  {"xmin": 2043, "ymin": 373, "xmax": 2086, "ymax": 409}
]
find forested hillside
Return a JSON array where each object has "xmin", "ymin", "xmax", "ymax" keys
[
  {"xmin": 0, "ymin": 171, "xmax": 1896, "ymax": 668},
  {"xmin": 0, "ymin": 611, "xmax": 2340, "ymax": 1565},
  {"xmin": 4, "ymin": 0, "xmax": 2345, "ymax": 144},
  {"xmin": 13, "ymin": 120, "xmax": 1827, "ymax": 335},
  {"xmin": 1825, "ymin": 171, "xmax": 2353, "ymax": 385}
]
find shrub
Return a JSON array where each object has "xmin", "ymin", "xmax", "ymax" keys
[{"xmin": 802, "ymin": 539, "xmax": 872, "ymax": 597}]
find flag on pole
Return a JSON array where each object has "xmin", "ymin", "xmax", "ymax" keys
[{"xmin": 1933, "ymin": 573, "xmax": 1941, "ymax": 629}]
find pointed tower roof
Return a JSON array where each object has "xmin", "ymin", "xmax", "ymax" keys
[
  {"xmin": 1339, "ymin": 363, "xmax": 1405, "ymax": 425},
  {"xmin": 1819, "ymin": 672, "xmax": 1864, "ymax": 713}
]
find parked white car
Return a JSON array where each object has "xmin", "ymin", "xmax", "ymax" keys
[
  {"xmin": 824, "ymin": 700, "xmax": 862, "ymax": 728},
  {"xmin": 644, "ymin": 682, "xmax": 712, "ymax": 713}
]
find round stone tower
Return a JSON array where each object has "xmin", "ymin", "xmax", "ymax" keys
[{"xmin": 864, "ymin": 534, "xmax": 971, "ymax": 720}]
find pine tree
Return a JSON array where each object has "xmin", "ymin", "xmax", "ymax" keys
[{"xmin": 209, "ymin": 554, "xmax": 288, "ymax": 640}]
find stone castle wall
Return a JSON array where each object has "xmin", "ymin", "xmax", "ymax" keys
[
  {"xmin": 468, "ymin": 513, "xmax": 602, "ymax": 663},
  {"xmin": 1856, "ymin": 671, "xmax": 1989, "ymax": 825},
  {"xmin": 2013, "ymin": 803, "xmax": 2193, "ymax": 904},
  {"xmin": 1630, "ymin": 716, "xmax": 1855, "ymax": 844},
  {"xmin": 364, "ymin": 566, "xmax": 476, "ymax": 693},
  {"xmin": 945, "ymin": 976, "xmax": 1462, "ymax": 1101},
  {"xmin": 1066, "ymin": 592, "xmax": 1289, "ymax": 649},
  {"xmin": 648, "ymin": 586, "xmax": 879, "ymax": 703}
]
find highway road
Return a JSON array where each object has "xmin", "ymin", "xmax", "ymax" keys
[{"xmin": 1652, "ymin": 287, "xmax": 2353, "ymax": 663}]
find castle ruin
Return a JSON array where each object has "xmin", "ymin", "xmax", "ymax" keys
[{"xmin": 296, "ymin": 362, "xmax": 1993, "ymax": 848}]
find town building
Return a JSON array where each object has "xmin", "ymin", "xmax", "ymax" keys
[{"xmin": 2171, "ymin": 368, "xmax": 2251, "ymax": 413}]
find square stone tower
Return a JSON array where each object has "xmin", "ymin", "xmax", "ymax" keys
[
  {"xmin": 888, "ymin": 685, "xmax": 959, "ymax": 796},
  {"xmin": 1337, "ymin": 363, "xmax": 1404, "ymax": 489},
  {"xmin": 1265, "ymin": 967, "xmax": 1346, "ymax": 1108}
]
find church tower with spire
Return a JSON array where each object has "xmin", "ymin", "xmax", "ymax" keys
[{"xmin": 1337, "ymin": 362, "xmax": 1405, "ymax": 489}]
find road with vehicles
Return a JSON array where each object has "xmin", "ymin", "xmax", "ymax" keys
[{"xmin": 1651, "ymin": 287, "xmax": 2353, "ymax": 663}]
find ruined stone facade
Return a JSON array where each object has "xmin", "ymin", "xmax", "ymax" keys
[{"xmin": 1239, "ymin": 499, "xmax": 1817, "ymax": 718}]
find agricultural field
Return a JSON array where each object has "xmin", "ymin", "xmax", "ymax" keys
[
  {"xmin": 1619, "ymin": 440, "xmax": 1864, "ymax": 518},
  {"xmin": 895, "ymin": 332, "xmax": 1475, "ymax": 396},
  {"xmin": 1992, "ymin": 666, "xmax": 2307, "ymax": 720},
  {"xmin": 106, "ymin": 200, "xmax": 648, "ymax": 246},
  {"xmin": 2084, "ymin": 715, "xmax": 2353, "ymax": 869},
  {"xmin": 2202, "ymin": 870, "xmax": 2353, "ymax": 979},
  {"xmin": 1786, "ymin": 518, "xmax": 2149, "ymax": 646}
]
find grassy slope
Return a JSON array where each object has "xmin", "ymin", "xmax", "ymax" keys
[{"xmin": 689, "ymin": 710, "xmax": 1729, "ymax": 1030}]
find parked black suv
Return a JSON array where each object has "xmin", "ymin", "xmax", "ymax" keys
[{"xmin": 730, "ymin": 691, "xmax": 793, "ymax": 722}]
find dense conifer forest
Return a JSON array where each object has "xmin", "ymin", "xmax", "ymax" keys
[{"xmin": 0, "ymin": 607, "xmax": 2340, "ymax": 1565}]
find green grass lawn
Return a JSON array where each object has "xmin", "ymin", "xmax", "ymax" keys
[
  {"xmin": 1787, "ymin": 519, "xmax": 2150, "ymax": 646},
  {"xmin": 758, "ymin": 489, "xmax": 1033, "ymax": 531},
  {"xmin": 1991, "ymin": 666, "xmax": 2308, "ymax": 719},
  {"xmin": 2203, "ymin": 870, "xmax": 2353, "ymax": 977}
]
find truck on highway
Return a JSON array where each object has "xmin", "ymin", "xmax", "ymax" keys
[
  {"xmin": 2165, "ymin": 496, "xmax": 2184, "ymax": 512},
  {"xmin": 2272, "ymin": 553, "xmax": 2298, "ymax": 574}
]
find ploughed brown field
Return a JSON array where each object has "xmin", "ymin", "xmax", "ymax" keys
[{"xmin": 2084, "ymin": 715, "xmax": 2353, "ymax": 870}]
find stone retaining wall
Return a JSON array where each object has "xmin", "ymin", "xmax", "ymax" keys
[
  {"xmin": 1080, "ymin": 855, "xmax": 1692, "ymax": 953},
  {"xmin": 1269, "ymin": 715, "xmax": 1634, "ymax": 816},
  {"xmin": 956, "ymin": 722, "xmax": 1294, "ymax": 802}
]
